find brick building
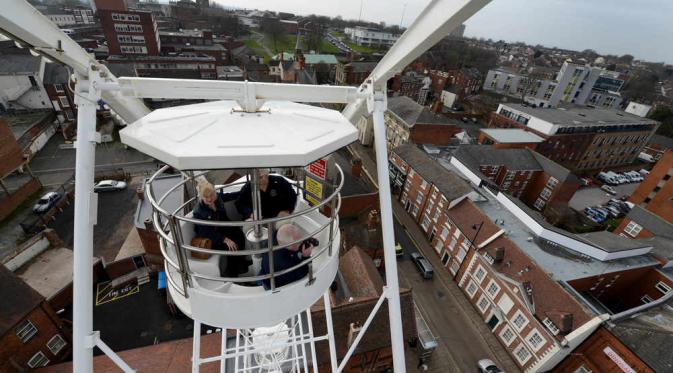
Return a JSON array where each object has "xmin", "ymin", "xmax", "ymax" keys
[
  {"xmin": 159, "ymin": 30, "xmax": 228, "ymax": 65},
  {"xmin": 335, "ymin": 62, "xmax": 377, "ymax": 86},
  {"xmin": 0, "ymin": 265, "xmax": 70, "ymax": 371},
  {"xmin": 42, "ymin": 63, "xmax": 75, "ymax": 125},
  {"xmin": 488, "ymin": 103, "xmax": 659, "ymax": 172},
  {"xmin": 628, "ymin": 150, "xmax": 673, "ymax": 222},
  {"xmin": 107, "ymin": 55, "xmax": 217, "ymax": 79},
  {"xmin": 642, "ymin": 134, "xmax": 673, "ymax": 161},
  {"xmin": 392, "ymin": 143, "xmax": 673, "ymax": 372},
  {"xmin": 99, "ymin": 9, "xmax": 161, "ymax": 56},
  {"xmin": 451, "ymin": 145, "xmax": 580, "ymax": 214},
  {"xmin": 383, "ymin": 96, "xmax": 463, "ymax": 151}
]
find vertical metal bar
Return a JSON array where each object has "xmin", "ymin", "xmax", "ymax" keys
[
  {"xmin": 328, "ymin": 190, "xmax": 336, "ymax": 256},
  {"xmin": 267, "ymin": 221, "xmax": 276, "ymax": 291},
  {"xmin": 291, "ymin": 315, "xmax": 301, "ymax": 372},
  {"xmin": 372, "ymin": 98, "xmax": 406, "ymax": 372},
  {"xmin": 322, "ymin": 292, "xmax": 338, "ymax": 372},
  {"xmin": 306, "ymin": 309, "xmax": 319, "ymax": 373},
  {"xmin": 72, "ymin": 70, "xmax": 97, "ymax": 373},
  {"xmin": 168, "ymin": 215, "xmax": 190, "ymax": 295},
  {"xmin": 298, "ymin": 312, "xmax": 310, "ymax": 373},
  {"xmin": 234, "ymin": 330, "xmax": 240, "ymax": 372},
  {"xmin": 220, "ymin": 329, "xmax": 226, "ymax": 373},
  {"xmin": 250, "ymin": 169, "xmax": 263, "ymax": 239},
  {"xmin": 192, "ymin": 320, "xmax": 201, "ymax": 373}
]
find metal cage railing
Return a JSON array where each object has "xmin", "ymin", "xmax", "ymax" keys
[{"xmin": 146, "ymin": 164, "xmax": 344, "ymax": 296}]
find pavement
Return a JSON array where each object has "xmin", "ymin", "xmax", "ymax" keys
[
  {"xmin": 569, "ymin": 182, "xmax": 640, "ymax": 212},
  {"xmin": 347, "ymin": 142, "xmax": 521, "ymax": 373}
]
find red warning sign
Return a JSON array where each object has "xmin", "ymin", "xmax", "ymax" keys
[{"xmin": 308, "ymin": 159, "xmax": 327, "ymax": 180}]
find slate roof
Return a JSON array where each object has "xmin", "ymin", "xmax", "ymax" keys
[
  {"xmin": 346, "ymin": 62, "xmax": 377, "ymax": 73},
  {"xmin": 453, "ymin": 144, "xmax": 541, "ymax": 171},
  {"xmin": 43, "ymin": 63, "xmax": 69, "ymax": 84},
  {"xmin": 0, "ymin": 265, "xmax": 44, "ymax": 336},
  {"xmin": 627, "ymin": 206, "xmax": 673, "ymax": 238},
  {"xmin": 529, "ymin": 150, "xmax": 579, "ymax": 183},
  {"xmin": 610, "ymin": 298, "xmax": 673, "ymax": 373},
  {"xmin": 0, "ymin": 54, "xmax": 41, "ymax": 75},
  {"xmin": 637, "ymin": 236, "xmax": 673, "ymax": 262},
  {"xmin": 276, "ymin": 52, "xmax": 338, "ymax": 65},
  {"xmin": 503, "ymin": 103, "xmax": 659, "ymax": 126},
  {"xmin": 648, "ymin": 134, "xmax": 673, "ymax": 150},
  {"xmin": 393, "ymin": 144, "xmax": 473, "ymax": 202},
  {"xmin": 575, "ymin": 231, "xmax": 652, "ymax": 253},
  {"xmin": 387, "ymin": 96, "xmax": 454, "ymax": 127}
]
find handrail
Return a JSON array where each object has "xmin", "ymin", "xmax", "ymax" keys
[{"xmin": 146, "ymin": 164, "xmax": 344, "ymax": 291}]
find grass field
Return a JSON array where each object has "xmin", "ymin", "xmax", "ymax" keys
[{"xmin": 243, "ymin": 38, "xmax": 269, "ymax": 59}]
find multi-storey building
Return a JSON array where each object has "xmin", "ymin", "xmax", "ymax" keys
[
  {"xmin": 0, "ymin": 265, "xmax": 70, "ymax": 372},
  {"xmin": 99, "ymin": 9, "xmax": 161, "ymax": 56},
  {"xmin": 335, "ymin": 62, "xmax": 377, "ymax": 86},
  {"xmin": 430, "ymin": 68, "xmax": 482, "ymax": 102},
  {"xmin": 382, "ymin": 96, "xmax": 463, "ymax": 151},
  {"xmin": 343, "ymin": 26, "xmax": 398, "ymax": 47},
  {"xmin": 392, "ymin": 144, "xmax": 672, "ymax": 372},
  {"xmin": 42, "ymin": 63, "xmax": 75, "ymax": 125},
  {"xmin": 159, "ymin": 30, "xmax": 227, "ymax": 64},
  {"xmin": 106, "ymin": 55, "xmax": 217, "ymax": 79},
  {"xmin": 628, "ymin": 150, "xmax": 673, "ymax": 220},
  {"xmin": 451, "ymin": 145, "xmax": 580, "ymax": 213},
  {"xmin": 478, "ymin": 128, "xmax": 545, "ymax": 149},
  {"xmin": 483, "ymin": 61, "xmax": 623, "ymax": 109},
  {"xmin": 488, "ymin": 103, "xmax": 659, "ymax": 171}
]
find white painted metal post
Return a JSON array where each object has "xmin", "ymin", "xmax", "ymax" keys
[
  {"xmin": 220, "ymin": 329, "xmax": 226, "ymax": 373},
  {"xmin": 322, "ymin": 292, "xmax": 339, "ymax": 373},
  {"xmin": 72, "ymin": 68, "xmax": 99, "ymax": 373},
  {"xmin": 370, "ymin": 91, "xmax": 407, "ymax": 373},
  {"xmin": 193, "ymin": 320, "xmax": 201, "ymax": 373}
]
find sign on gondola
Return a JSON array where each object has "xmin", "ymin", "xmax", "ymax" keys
[{"xmin": 305, "ymin": 158, "xmax": 328, "ymax": 206}]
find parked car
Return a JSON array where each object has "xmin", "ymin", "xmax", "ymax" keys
[
  {"xmin": 410, "ymin": 252, "xmax": 434, "ymax": 279},
  {"xmin": 603, "ymin": 205, "xmax": 623, "ymax": 218},
  {"xmin": 395, "ymin": 243, "xmax": 404, "ymax": 257},
  {"xmin": 580, "ymin": 177, "xmax": 593, "ymax": 187},
  {"xmin": 33, "ymin": 192, "xmax": 60, "ymax": 213},
  {"xmin": 639, "ymin": 169, "xmax": 650, "ymax": 177},
  {"xmin": 477, "ymin": 359, "xmax": 504, "ymax": 373},
  {"xmin": 94, "ymin": 180, "xmax": 127, "ymax": 192},
  {"xmin": 601, "ymin": 184, "xmax": 617, "ymax": 195}
]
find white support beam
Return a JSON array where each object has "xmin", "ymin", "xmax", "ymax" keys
[
  {"xmin": 343, "ymin": 0, "xmax": 492, "ymax": 123},
  {"xmin": 117, "ymin": 77, "xmax": 358, "ymax": 106},
  {"xmin": 0, "ymin": 0, "xmax": 150, "ymax": 123}
]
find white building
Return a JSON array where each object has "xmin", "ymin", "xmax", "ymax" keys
[
  {"xmin": 343, "ymin": 26, "xmax": 398, "ymax": 47},
  {"xmin": 625, "ymin": 102, "xmax": 652, "ymax": 118},
  {"xmin": 0, "ymin": 54, "xmax": 52, "ymax": 111},
  {"xmin": 44, "ymin": 11, "xmax": 77, "ymax": 26},
  {"xmin": 483, "ymin": 61, "xmax": 623, "ymax": 109}
]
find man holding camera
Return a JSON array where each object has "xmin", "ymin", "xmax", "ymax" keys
[{"xmin": 260, "ymin": 223, "xmax": 317, "ymax": 289}]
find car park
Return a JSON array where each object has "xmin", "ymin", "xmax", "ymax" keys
[
  {"xmin": 94, "ymin": 179, "xmax": 127, "ymax": 192},
  {"xmin": 477, "ymin": 359, "xmax": 504, "ymax": 373},
  {"xmin": 410, "ymin": 252, "xmax": 434, "ymax": 279},
  {"xmin": 33, "ymin": 192, "xmax": 61, "ymax": 213},
  {"xmin": 601, "ymin": 184, "xmax": 617, "ymax": 195},
  {"xmin": 603, "ymin": 205, "xmax": 623, "ymax": 218}
]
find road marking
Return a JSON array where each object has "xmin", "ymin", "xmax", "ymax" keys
[{"xmin": 95, "ymin": 281, "xmax": 139, "ymax": 306}]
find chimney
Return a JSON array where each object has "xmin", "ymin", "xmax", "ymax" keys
[
  {"xmin": 144, "ymin": 218, "xmax": 154, "ymax": 232},
  {"xmin": 493, "ymin": 247, "xmax": 505, "ymax": 262},
  {"xmin": 560, "ymin": 313, "xmax": 573, "ymax": 333},
  {"xmin": 280, "ymin": 50, "xmax": 284, "ymax": 62}
]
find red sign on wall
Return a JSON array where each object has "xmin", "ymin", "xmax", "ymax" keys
[{"xmin": 308, "ymin": 159, "xmax": 327, "ymax": 180}]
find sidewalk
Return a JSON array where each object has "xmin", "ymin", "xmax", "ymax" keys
[{"xmin": 347, "ymin": 143, "xmax": 522, "ymax": 373}]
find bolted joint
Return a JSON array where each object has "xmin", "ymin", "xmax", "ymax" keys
[
  {"xmin": 364, "ymin": 79, "xmax": 387, "ymax": 114},
  {"xmin": 84, "ymin": 331, "xmax": 100, "ymax": 349}
]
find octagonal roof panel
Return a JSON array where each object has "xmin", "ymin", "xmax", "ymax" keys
[{"xmin": 119, "ymin": 100, "xmax": 358, "ymax": 170}]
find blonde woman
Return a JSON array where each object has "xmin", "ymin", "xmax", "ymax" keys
[{"xmin": 193, "ymin": 179, "xmax": 248, "ymax": 277}]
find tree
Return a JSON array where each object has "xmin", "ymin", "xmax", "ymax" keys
[
  {"xmin": 260, "ymin": 18, "xmax": 286, "ymax": 53},
  {"xmin": 618, "ymin": 54, "xmax": 635, "ymax": 65}
]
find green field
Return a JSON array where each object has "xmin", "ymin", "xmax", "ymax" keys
[{"xmin": 243, "ymin": 38, "xmax": 269, "ymax": 59}]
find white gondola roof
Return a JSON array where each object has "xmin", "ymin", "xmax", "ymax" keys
[{"xmin": 119, "ymin": 100, "xmax": 358, "ymax": 170}]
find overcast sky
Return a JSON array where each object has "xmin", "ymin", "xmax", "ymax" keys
[{"xmin": 213, "ymin": 0, "xmax": 673, "ymax": 63}]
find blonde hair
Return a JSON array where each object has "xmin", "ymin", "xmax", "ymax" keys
[{"xmin": 196, "ymin": 177, "xmax": 215, "ymax": 201}]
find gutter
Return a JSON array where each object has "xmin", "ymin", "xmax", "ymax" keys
[{"xmin": 609, "ymin": 291, "xmax": 673, "ymax": 323}]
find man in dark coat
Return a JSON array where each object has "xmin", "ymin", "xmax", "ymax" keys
[
  {"xmin": 260, "ymin": 224, "xmax": 314, "ymax": 289},
  {"xmin": 236, "ymin": 171, "xmax": 297, "ymax": 219}
]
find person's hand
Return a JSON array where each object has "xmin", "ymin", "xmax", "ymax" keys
[
  {"xmin": 277, "ymin": 210, "xmax": 290, "ymax": 218},
  {"xmin": 224, "ymin": 237, "xmax": 238, "ymax": 251},
  {"xmin": 301, "ymin": 243, "xmax": 312, "ymax": 258}
]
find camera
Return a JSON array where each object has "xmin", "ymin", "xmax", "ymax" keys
[{"xmin": 300, "ymin": 237, "xmax": 319, "ymax": 249}]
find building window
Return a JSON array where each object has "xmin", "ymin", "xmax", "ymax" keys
[
  {"xmin": 449, "ymin": 238, "xmax": 457, "ymax": 251},
  {"xmin": 440, "ymin": 227, "xmax": 449, "ymax": 240},
  {"xmin": 486, "ymin": 280, "xmax": 500, "ymax": 298},
  {"xmin": 420, "ymin": 180, "xmax": 428, "ymax": 190},
  {"xmin": 499, "ymin": 325, "xmax": 515, "ymax": 346},
  {"xmin": 457, "ymin": 246, "xmax": 467, "ymax": 263},
  {"xmin": 466, "ymin": 280, "xmax": 478, "ymax": 298},
  {"xmin": 441, "ymin": 252, "xmax": 450, "ymax": 266},
  {"xmin": 47, "ymin": 334, "xmax": 67, "ymax": 355},
  {"xmin": 624, "ymin": 221, "xmax": 643, "ymax": 237},
  {"xmin": 474, "ymin": 265, "xmax": 486, "ymax": 283},
  {"xmin": 54, "ymin": 83, "xmax": 65, "ymax": 92},
  {"xmin": 539, "ymin": 187, "xmax": 552, "ymax": 200},
  {"xmin": 511, "ymin": 311, "xmax": 529, "ymax": 332},
  {"xmin": 58, "ymin": 96, "xmax": 70, "ymax": 108},
  {"xmin": 655, "ymin": 281, "xmax": 672, "ymax": 295},
  {"xmin": 513, "ymin": 344, "xmax": 532, "ymax": 365},
  {"xmin": 542, "ymin": 317, "xmax": 560, "ymax": 335},
  {"xmin": 117, "ymin": 34, "xmax": 146, "ymax": 44},
  {"xmin": 533, "ymin": 198, "xmax": 546, "ymax": 210},
  {"xmin": 16, "ymin": 320, "xmax": 38, "ymax": 343},
  {"xmin": 641, "ymin": 294, "xmax": 654, "ymax": 304},
  {"xmin": 421, "ymin": 216, "xmax": 431, "ymax": 230},
  {"xmin": 27, "ymin": 351, "xmax": 50, "ymax": 368},
  {"xmin": 477, "ymin": 294, "xmax": 490, "ymax": 314},
  {"xmin": 526, "ymin": 329, "xmax": 546, "ymax": 352},
  {"xmin": 433, "ymin": 209, "xmax": 441, "ymax": 222},
  {"xmin": 65, "ymin": 110, "xmax": 75, "ymax": 121},
  {"xmin": 416, "ymin": 193, "xmax": 423, "ymax": 204},
  {"xmin": 412, "ymin": 205, "xmax": 419, "ymax": 218}
]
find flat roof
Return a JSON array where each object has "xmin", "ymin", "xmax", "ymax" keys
[
  {"xmin": 16, "ymin": 248, "xmax": 73, "ymax": 299},
  {"xmin": 502, "ymin": 103, "xmax": 659, "ymax": 126},
  {"xmin": 480, "ymin": 128, "xmax": 545, "ymax": 143}
]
